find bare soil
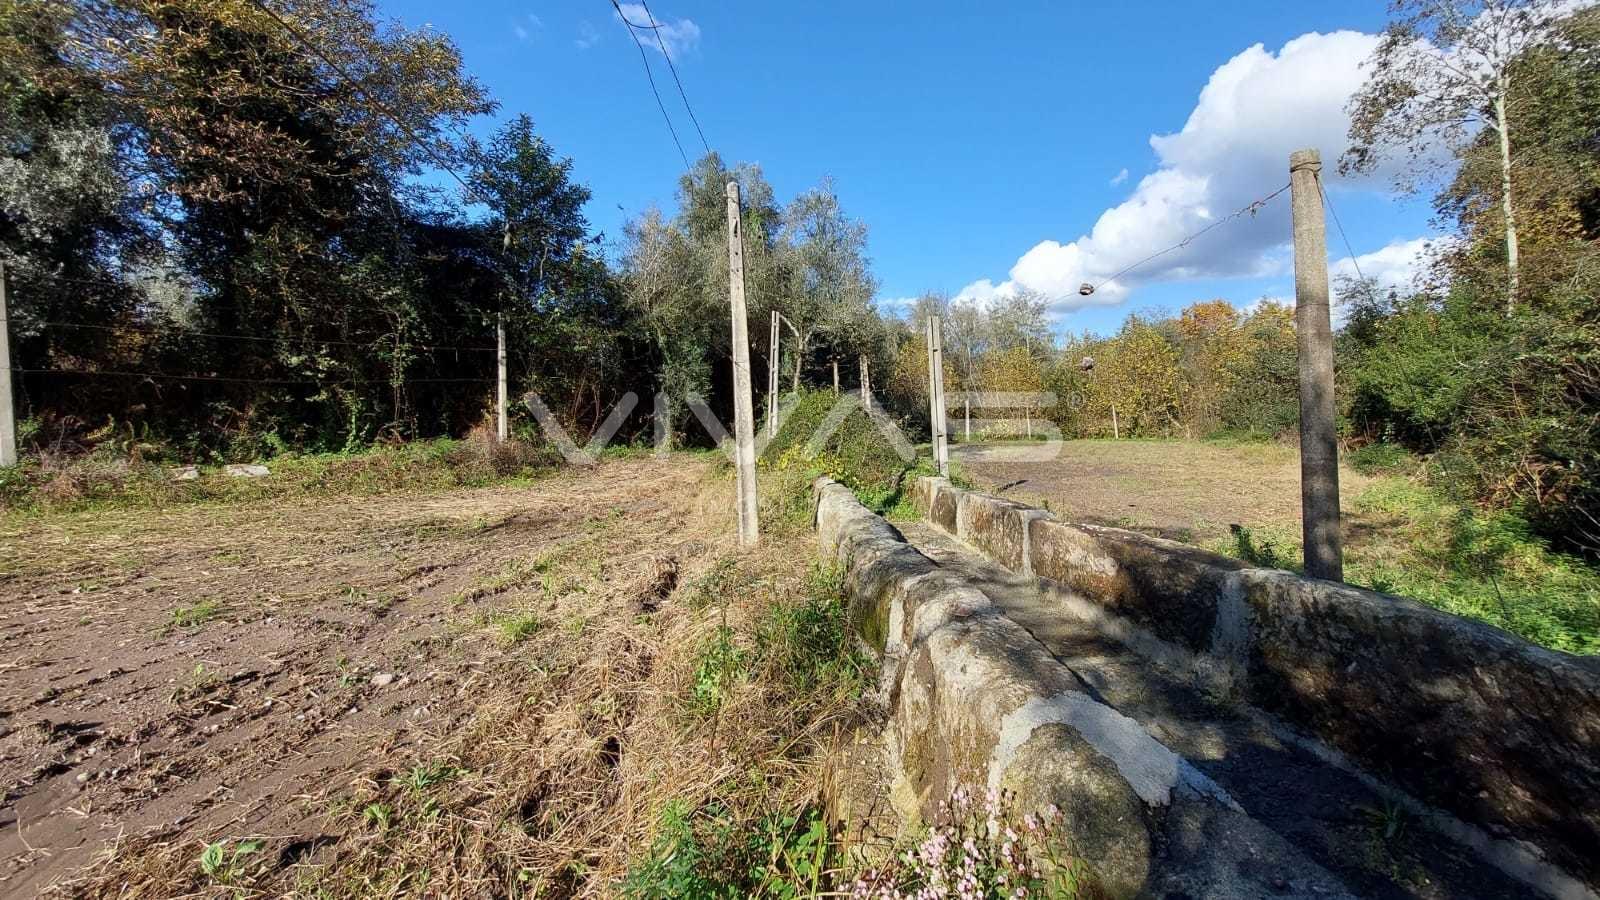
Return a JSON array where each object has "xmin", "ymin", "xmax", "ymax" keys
[
  {"xmin": 952, "ymin": 439, "xmax": 1373, "ymax": 544},
  {"xmin": 0, "ymin": 457, "xmax": 738, "ymax": 897}
]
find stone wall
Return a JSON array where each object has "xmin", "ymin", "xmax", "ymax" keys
[
  {"xmin": 911, "ymin": 475, "xmax": 1600, "ymax": 891},
  {"xmin": 814, "ymin": 477, "xmax": 1355, "ymax": 898}
]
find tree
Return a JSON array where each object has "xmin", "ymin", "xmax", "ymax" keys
[
  {"xmin": 620, "ymin": 206, "xmax": 712, "ymax": 447},
  {"xmin": 777, "ymin": 180, "xmax": 876, "ymax": 391},
  {"xmin": 986, "ymin": 289, "xmax": 1052, "ymax": 354},
  {"xmin": 1175, "ymin": 300, "xmax": 1243, "ymax": 436},
  {"xmin": 1344, "ymin": 0, "xmax": 1570, "ymax": 311},
  {"xmin": 1084, "ymin": 322, "xmax": 1181, "ymax": 437},
  {"xmin": 472, "ymin": 114, "xmax": 593, "ymax": 306},
  {"xmin": 978, "ymin": 345, "xmax": 1045, "ymax": 437}
]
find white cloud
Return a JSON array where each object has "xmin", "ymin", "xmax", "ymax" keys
[
  {"xmin": 878, "ymin": 295, "xmax": 920, "ymax": 316},
  {"xmin": 956, "ymin": 30, "xmax": 1435, "ymax": 318},
  {"xmin": 512, "ymin": 13, "xmax": 542, "ymax": 41},
  {"xmin": 1109, "ymin": 168, "xmax": 1129, "ymax": 186},
  {"xmin": 614, "ymin": 3, "xmax": 701, "ymax": 57},
  {"xmin": 575, "ymin": 20, "xmax": 601, "ymax": 49},
  {"xmin": 1331, "ymin": 235, "xmax": 1446, "ymax": 301}
]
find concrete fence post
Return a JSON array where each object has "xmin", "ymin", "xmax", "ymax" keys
[
  {"xmin": 767, "ymin": 310, "xmax": 780, "ymax": 438},
  {"xmin": 1290, "ymin": 148, "xmax": 1343, "ymax": 581},
  {"xmin": 496, "ymin": 310, "xmax": 508, "ymax": 442},
  {"xmin": 926, "ymin": 315, "xmax": 949, "ymax": 474},
  {"xmin": 0, "ymin": 261, "xmax": 15, "ymax": 467},
  {"xmin": 726, "ymin": 181, "xmax": 760, "ymax": 546}
]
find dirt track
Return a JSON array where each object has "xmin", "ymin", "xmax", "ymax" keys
[
  {"xmin": 0, "ymin": 457, "xmax": 717, "ymax": 897},
  {"xmin": 952, "ymin": 440, "xmax": 1372, "ymax": 543}
]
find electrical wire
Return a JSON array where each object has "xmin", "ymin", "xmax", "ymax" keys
[
  {"xmin": 636, "ymin": 0, "xmax": 711, "ymax": 156},
  {"xmin": 1318, "ymin": 177, "xmax": 1367, "ymax": 285},
  {"xmin": 1086, "ymin": 182, "xmax": 1291, "ymax": 295},
  {"xmin": 241, "ymin": 0, "xmax": 494, "ymax": 211},
  {"xmin": 0, "ymin": 317, "xmax": 496, "ymax": 353},
  {"xmin": 10, "ymin": 367, "xmax": 490, "ymax": 386},
  {"xmin": 609, "ymin": 0, "xmax": 693, "ymax": 171}
]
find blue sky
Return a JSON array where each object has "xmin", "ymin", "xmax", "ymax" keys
[{"xmin": 379, "ymin": 0, "xmax": 1449, "ymax": 335}]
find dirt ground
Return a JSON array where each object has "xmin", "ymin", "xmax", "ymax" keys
[
  {"xmin": 0, "ymin": 456, "xmax": 753, "ymax": 897},
  {"xmin": 952, "ymin": 439, "xmax": 1373, "ymax": 544}
]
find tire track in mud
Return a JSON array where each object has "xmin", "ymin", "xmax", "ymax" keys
[{"xmin": 0, "ymin": 457, "xmax": 710, "ymax": 898}]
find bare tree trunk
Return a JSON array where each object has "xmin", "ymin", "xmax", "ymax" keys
[{"xmin": 1495, "ymin": 82, "xmax": 1520, "ymax": 313}]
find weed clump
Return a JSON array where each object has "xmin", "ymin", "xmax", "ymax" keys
[
  {"xmin": 0, "ymin": 436, "xmax": 560, "ymax": 515},
  {"xmin": 760, "ymin": 389, "xmax": 918, "ymax": 526},
  {"xmin": 621, "ymin": 800, "xmax": 830, "ymax": 899}
]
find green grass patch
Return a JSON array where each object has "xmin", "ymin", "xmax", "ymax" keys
[
  {"xmin": 0, "ymin": 437, "xmax": 560, "ymax": 517},
  {"xmin": 755, "ymin": 563, "xmax": 871, "ymax": 700},
  {"xmin": 497, "ymin": 611, "xmax": 546, "ymax": 644},
  {"xmin": 1346, "ymin": 442, "xmax": 1416, "ymax": 476},
  {"xmin": 621, "ymin": 800, "xmax": 830, "ymax": 900},
  {"xmin": 168, "ymin": 599, "xmax": 225, "ymax": 631},
  {"xmin": 1215, "ymin": 476, "xmax": 1600, "ymax": 654}
]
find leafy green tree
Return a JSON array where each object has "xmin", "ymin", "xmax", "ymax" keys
[
  {"xmin": 776, "ymin": 180, "xmax": 876, "ymax": 390},
  {"xmin": 1344, "ymin": 0, "xmax": 1571, "ymax": 310}
]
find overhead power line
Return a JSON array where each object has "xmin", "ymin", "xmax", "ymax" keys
[
  {"xmin": 637, "ymin": 0, "xmax": 711, "ymax": 156},
  {"xmin": 12, "ymin": 367, "xmax": 491, "ymax": 386},
  {"xmin": 241, "ymin": 0, "xmax": 495, "ymax": 211},
  {"xmin": 1082, "ymin": 182, "xmax": 1292, "ymax": 297},
  {"xmin": 1318, "ymin": 178, "xmax": 1368, "ymax": 285},
  {"xmin": 0, "ymin": 317, "xmax": 496, "ymax": 353},
  {"xmin": 609, "ymin": 0, "xmax": 693, "ymax": 171}
]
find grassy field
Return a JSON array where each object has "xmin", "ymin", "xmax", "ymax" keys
[{"xmin": 954, "ymin": 439, "xmax": 1600, "ymax": 655}]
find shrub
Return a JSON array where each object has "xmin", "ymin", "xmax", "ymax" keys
[
  {"xmin": 761, "ymin": 389, "xmax": 916, "ymax": 514},
  {"xmin": 1346, "ymin": 442, "xmax": 1414, "ymax": 476}
]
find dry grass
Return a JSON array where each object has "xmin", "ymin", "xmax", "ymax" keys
[
  {"xmin": 18, "ymin": 459, "xmax": 873, "ymax": 899},
  {"xmin": 954, "ymin": 439, "xmax": 1373, "ymax": 544}
]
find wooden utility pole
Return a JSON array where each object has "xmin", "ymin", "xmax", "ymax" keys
[
  {"xmin": 496, "ymin": 311, "xmax": 508, "ymax": 442},
  {"xmin": 1290, "ymin": 148, "xmax": 1343, "ymax": 581},
  {"xmin": 926, "ymin": 316, "xmax": 949, "ymax": 475},
  {"xmin": 767, "ymin": 310, "xmax": 780, "ymax": 438},
  {"xmin": 0, "ymin": 261, "xmax": 15, "ymax": 467},
  {"xmin": 1111, "ymin": 405, "xmax": 1119, "ymax": 440},
  {"xmin": 726, "ymin": 181, "xmax": 760, "ymax": 547}
]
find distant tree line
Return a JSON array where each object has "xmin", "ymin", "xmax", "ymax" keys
[
  {"xmin": 0, "ymin": 0, "xmax": 890, "ymax": 460},
  {"xmin": 870, "ymin": 2, "xmax": 1600, "ymax": 557}
]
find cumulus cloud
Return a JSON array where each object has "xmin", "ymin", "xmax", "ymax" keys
[
  {"xmin": 614, "ymin": 3, "xmax": 701, "ymax": 57},
  {"xmin": 1331, "ymin": 235, "xmax": 1448, "ymax": 301},
  {"xmin": 957, "ymin": 31, "xmax": 1436, "ymax": 316},
  {"xmin": 1109, "ymin": 168, "xmax": 1129, "ymax": 186},
  {"xmin": 878, "ymin": 295, "xmax": 920, "ymax": 315},
  {"xmin": 1231, "ymin": 236, "xmax": 1442, "ymax": 327}
]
